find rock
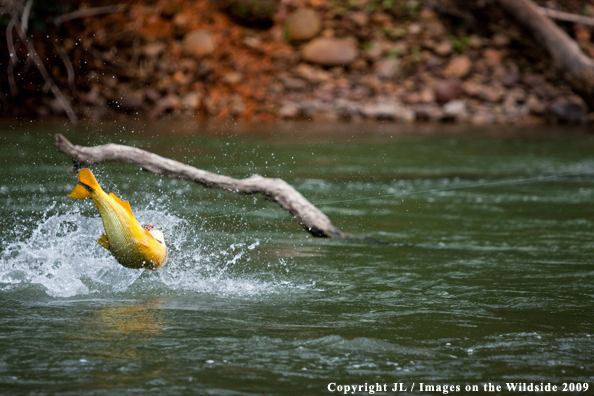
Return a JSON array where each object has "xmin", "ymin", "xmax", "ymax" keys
[
  {"xmin": 434, "ymin": 40, "xmax": 453, "ymax": 57},
  {"xmin": 492, "ymin": 33, "xmax": 510, "ymax": 47},
  {"xmin": 218, "ymin": 0, "xmax": 279, "ymax": 28},
  {"xmin": 526, "ymin": 94, "xmax": 545, "ymax": 114},
  {"xmin": 350, "ymin": 11, "xmax": 369, "ymax": 27},
  {"xmin": 153, "ymin": 94, "xmax": 180, "ymax": 117},
  {"xmin": 161, "ymin": 2, "xmax": 182, "ymax": 17},
  {"xmin": 442, "ymin": 100, "xmax": 468, "ymax": 120},
  {"xmin": 502, "ymin": 71, "xmax": 521, "ymax": 87},
  {"xmin": 362, "ymin": 41, "xmax": 384, "ymax": 61},
  {"xmin": 230, "ymin": 94, "xmax": 245, "ymax": 116},
  {"xmin": 444, "ymin": 55, "xmax": 472, "ymax": 78},
  {"xmin": 278, "ymin": 102, "xmax": 300, "ymax": 118},
  {"xmin": 182, "ymin": 31, "xmax": 215, "ymax": 57},
  {"xmin": 222, "ymin": 72, "xmax": 243, "ymax": 85},
  {"xmin": 360, "ymin": 102, "xmax": 414, "ymax": 122},
  {"xmin": 463, "ymin": 81, "xmax": 504, "ymax": 102},
  {"xmin": 172, "ymin": 13, "xmax": 190, "ymax": 36},
  {"xmin": 294, "ymin": 63, "xmax": 331, "ymax": 82},
  {"xmin": 575, "ymin": 26, "xmax": 591, "ymax": 42},
  {"xmin": 413, "ymin": 103, "xmax": 443, "ymax": 121},
  {"xmin": 286, "ymin": 8, "xmax": 322, "ymax": 41},
  {"xmin": 142, "ymin": 42, "xmax": 166, "ymax": 58},
  {"xmin": 373, "ymin": 58, "xmax": 399, "ymax": 80},
  {"xmin": 434, "ymin": 79, "xmax": 463, "ymax": 102},
  {"xmin": 301, "ymin": 37, "xmax": 358, "ymax": 66},
  {"xmin": 280, "ymin": 77, "xmax": 307, "ymax": 91},
  {"xmin": 181, "ymin": 92, "xmax": 201, "ymax": 110},
  {"xmin": 203, "ymin": 96, "xmax": 220, "ymax": 115},
  {"xmin": 483, "ymin": 48, "xmax": 503, "ymax": 66},
  {"xmin": 114, "ymin": 88, "xmax": 144, "ymax": 111},
  {"xmin": 548, "ymin": 101, "xmax": 588, "ymax": 124},
  {"xmin": 408, "ymin": 23, "xmax": 422, "ymax": 35}
]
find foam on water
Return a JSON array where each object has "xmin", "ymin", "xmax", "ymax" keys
[{"xmin": 0, "ymin": 206, "xmax": 293, "ymax": 298}]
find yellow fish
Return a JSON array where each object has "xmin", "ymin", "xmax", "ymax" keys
[{"xmin": 68, "ymin": 168, "xmax": 167, "ymax": 270}]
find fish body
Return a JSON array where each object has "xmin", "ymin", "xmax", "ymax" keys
[{"xmin": 69, "ymin": 168, "xmax": 167, "ymax": 270}]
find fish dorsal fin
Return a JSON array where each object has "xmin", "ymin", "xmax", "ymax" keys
[
  {"xmin": 97, "ymin": 233, "xmax": 110, "ymax": 250},
  {"xmin": 109, "ymin": 192, "xmax": 134, "ymax": 215}
]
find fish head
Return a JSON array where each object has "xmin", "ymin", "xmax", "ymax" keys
[{"xmin": 148, "ymin": 228, "xmax": 166, "ymax": 248}]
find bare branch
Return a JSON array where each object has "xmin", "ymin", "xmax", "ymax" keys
[
  {"xmin": 55, "ymin": 134, "xmax": 345, "ymax": 238},
  {"xmin": 54, "ymin": 41, "xmax": 75, "ymax": 86},
  {"xmin": 6, "ymin": 17, "xmax": 17, "ymax": 94},
  {"xmin": 20, "ymin": 0, "xmax": 32, "ymax": 32},
  {"xmin": 499, "ymin": 0, "xmax": 594, "ymax": 109},
  {"xmin": 12, "ymin": 19, "xmax": 77, "ymax": 122},
  {"xmin": 54, "ymin": 4, "xmax": 128, "ymax": 25},
  {"xmin": 538, "ymin": 6, "xmax": 594, "ymax": 27}
]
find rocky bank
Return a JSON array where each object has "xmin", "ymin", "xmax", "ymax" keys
[{"xmin": 1, "ymin": 0, "xmax": 592, "ymax": 125}]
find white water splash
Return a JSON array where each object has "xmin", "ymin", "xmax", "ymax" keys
[{"xmin": 0, "ymin": 208, "xmax": 291, "ymax": 298}]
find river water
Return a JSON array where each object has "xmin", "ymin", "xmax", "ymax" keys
[{"xmin": 0, "ymin": 122, "xmax": 593, "ymax": 395}]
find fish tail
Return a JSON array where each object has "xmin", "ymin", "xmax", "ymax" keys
[
  {"xmin": 68, "ymin": 184, "xmax": 89, "ymax": 199},
  {"xmin": 68, "ymin": 168, "xmax": 102, "ymax": 199},
  {"xmin": 78, "ymin": 168, "xmax": 101, "ymax": 190}
]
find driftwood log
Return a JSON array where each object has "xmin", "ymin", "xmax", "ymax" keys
[
  {"xmin": 499, "ymin": 0, "xmax": 594, "ymax": 109},
  {"xmin": 55, "ymin": 134, "xmax": 344, "ymax": 238}
]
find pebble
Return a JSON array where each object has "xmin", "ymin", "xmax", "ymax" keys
[
  {"xmin": 182, "ymin": 31, "xmax": 215, "ymax": 57},
  {"xmin": 350, "ymin": 11, "xmax": 369, "ymax": 27},
  {"xmin": 373, "ymin": 58, "xmax": 399, "ymax": 80},
  {"xmin": 230, "ymin": 94, "xmax": 245, "ymax": 116},
  {"xmin": 444, "ymin": 55, "xmax": 472, "ymax": 78},
  {"xmin": 286, "ymin": 8, "xmax": 322, "ymax": 41},
  {"xmin": 222, "ymin": 72, "xmax": 243, "ymax": 85},
  {"xmin": 181, "ymin": 92, "xmax": 201, "ymax": 110},
  {"xmin": 301, "ymin": 37, "xmax": 358, "ymax": 66},
  {"xmin": 142, "ymin": 42, "xmax": 166, "ymax": 58},
  {"xmin": 294, "ymin": 63, "xmax": 332, "ymax": 82},
  {"xmin": 443, "ymin": 100, "xmax": 467, "ymax": 120},
  {"xmin": 361, "ymin": 102, "xmax": 415, "ymax": 122},
  {"xmin": 114, "ymin": 88, "xmax": 144, "ymax": 111},
  {"xmin": 434, "ymin": 79, "xmax": 463, "ymax": 102},
  {"xmin": 152, "ymin": 94, "xmax": 180, "ymax": 117},
  {"xmin": 483, "ymin": 48, "xmax": 503, "ymax": 66},
  {"xmin": 278, "ymin": 102, "xmax": 300, "ymax": 118},
  {"xmin": 434, "ymin": 40, "xmax": 453, "ymax": 57}
]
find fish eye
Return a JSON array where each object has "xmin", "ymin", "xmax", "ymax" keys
[{"xmin": 144, "ymin": 224, "xmax": 153, "ymax": 231}]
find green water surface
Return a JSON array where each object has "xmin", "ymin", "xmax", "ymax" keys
[{"xmin": 0, "ymin": 122, "xmax": 593, "ymax": 395}]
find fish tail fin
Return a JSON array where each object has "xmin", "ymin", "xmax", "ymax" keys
[
  {"xmin": 68, "ymin": 184, "xmax": 89, "ymax": 199},
  {"xmin": 68, "ymin": 168, "xmax": 102, "ymax": 199},
  {"xmin": 78, "ymin": 168, "xmax": 101, "ymax": 190}
]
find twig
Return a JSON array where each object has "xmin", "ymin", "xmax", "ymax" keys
[
  {"xmin": 6, "ymin": 17, "xmax": 17, "ymax": 94},
  {"xmin": 538, "ymin": 6, "xmax": 594, "ymax": 27},
  {"xmin": 55, "ymin": 134, "xmax": 345, "ymax": 238},
  {"xmin": 54, "ymin": 4, "xmax": 128, "ymax": 25},
  {"xmin": 54, "ymin": 40, "xmax": 75, "ymax": 86},
  {"xmin": 20, "ymin": 0, "xmax": 32, "ymax": 32},
  {"xmin": 13, "ymin": 19, "xmax": 77, "ymax": 122}
]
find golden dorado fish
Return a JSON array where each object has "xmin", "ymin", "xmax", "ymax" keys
[{"xmin": 68, "ymin": 168, "xmax": 167, "ymax": 270}]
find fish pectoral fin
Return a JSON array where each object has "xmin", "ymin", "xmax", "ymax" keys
[
  {"xmin": 97, "ymin": 234, "xmax": 110, "ymax": 250},
  {"xmin": 134, "ymin": 238, "xmax": 150, "ymax": 248},
  {"xmin": 109, "ymin": 192, "xmax": 134, "ymax": 216},
  {"xmin": 68, "ymin": 184, "xmax": 89, "ymax": 199}
]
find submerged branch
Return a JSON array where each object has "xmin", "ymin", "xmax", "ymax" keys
[{"xmin": 55, "ymin": 134, "xmax": 345, "ymax": 239}]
